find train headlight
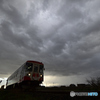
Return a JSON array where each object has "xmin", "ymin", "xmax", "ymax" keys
[
  {"xmin": 40, "ymin": 75, "xmax": 43, "ymax": 77},
  {"xmin": 27, "ymin": 73, "xmax": 31, "ymax": 76},
  {"xmin": 28, "ymin": 73, "xmax": 31, "ymax": 76}
]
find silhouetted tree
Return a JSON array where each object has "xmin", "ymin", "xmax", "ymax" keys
[{"xmin": 86, "ymin": 77, "xmax": 100, "ymax": 87}]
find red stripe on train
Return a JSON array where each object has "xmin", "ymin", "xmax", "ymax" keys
[
  {"xmin": 37, "ymin": 74, "xmax": 39, "ymax": 77},
  {"xmin": 24, "ymin": 76, "xmax": 31, "ymax": 81},
  {"xmin": 27, "ymin": 60, "xmax": 43, "ymax": 65},
  {"xmin": 33, "ymin": 73, "xmax": 39, "ymax": 77},
  {"xmin": 39, "ymin": 77, "xmax": 43, "ymax": 81},
  {"xmin": 33, "ymin": 73, "xmax": 35, "ymax": 77}
]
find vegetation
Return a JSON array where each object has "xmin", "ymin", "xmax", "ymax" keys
[
  {"xmin": 0, "ymin": 77, "xmax": 100, "ymax": 100},
  {"xmin": 86, "ymin": 77, "xmax": 100, "ymax": 90},
  {"xmin": 0, "ymin": 89, "xmax": 68, "ymax": 100},
  {"xmin": 0, "ymin": 87, "xmax": 99, "ymax": 100},
  {"xmin": 86, "ymin": 77, "xmax": 100, "ymax": 87}
]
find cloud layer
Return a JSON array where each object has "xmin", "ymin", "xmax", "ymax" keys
[{"xmin": 0, "ymin": 0, "xmax": 100, "ymax": 80}]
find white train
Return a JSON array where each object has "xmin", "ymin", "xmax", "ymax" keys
[{"xmin": 6, "ymin": 60, "xmax": 44, "ymax": 89}]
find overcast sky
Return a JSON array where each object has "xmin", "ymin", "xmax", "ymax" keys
[{"xmin": 0, "ymin": 0, "xmax": 100, "ymax": 86}]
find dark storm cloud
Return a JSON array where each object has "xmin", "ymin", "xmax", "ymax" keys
[
  {"xmin": 0, "ymin": 3, "xmax": 25, "ymax": 27},
  {"xmin": 0, "ymin": 0, "xmax": 100, "ymax": 79}
]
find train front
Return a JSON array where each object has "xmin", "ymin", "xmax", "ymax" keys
[{"xmin": 24, "ymin": 61, "xmax": 44, "ymax": 86}]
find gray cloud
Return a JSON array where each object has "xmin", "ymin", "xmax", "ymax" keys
[{"xmin": 0, "ymin": 0, "xmax": 100, "ymax": 83}]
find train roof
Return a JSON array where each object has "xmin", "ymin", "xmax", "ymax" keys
[{"xmin": 26, "ymin": 60, "xmax": 43, "ymax": 65}]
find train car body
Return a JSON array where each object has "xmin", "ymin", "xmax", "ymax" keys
[{"xmin": 6, "ymin": 60, "xmax": 44, "ymax": 88}]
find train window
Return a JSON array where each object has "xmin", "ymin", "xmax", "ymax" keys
[
  {"xmin": 39, "ymin": 65, "xmax": 43, "ymax": 73},
  {"xmin": 26, "ymin": 62, "xmax": 33, "ymax": 71},
  {"xmin": 34, "ymin": 65, "xmax": 38, "ymax": 72}
]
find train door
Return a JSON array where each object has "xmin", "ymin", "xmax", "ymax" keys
[{"xmin": 32, "ymin": 63, "xmax": 39, "ymax": 81}]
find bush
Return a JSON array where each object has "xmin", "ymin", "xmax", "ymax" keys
[{"xmin": 0, "ymin": 85, "xmax": 4, "ymax": 90}]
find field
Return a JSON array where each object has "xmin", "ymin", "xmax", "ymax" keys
[{"xmin": 0, "ymin": 86, "xmax": 100, "ymax": 100}]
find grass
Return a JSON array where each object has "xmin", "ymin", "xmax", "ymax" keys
[
  {"xmin": 0, "ymin": 89, "xmax": 67, "ymax": 100},
  {"xmin": 0, "ymin": 86, "xmax": 99, "ymax": 100}
]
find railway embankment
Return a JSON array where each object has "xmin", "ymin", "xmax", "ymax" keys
[{"xmin": 0, "ymin": 86, "xmax": 100, "ymax": 100}]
